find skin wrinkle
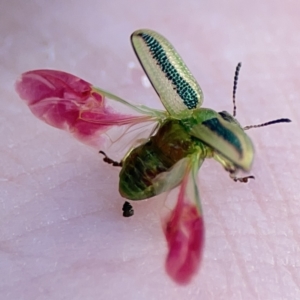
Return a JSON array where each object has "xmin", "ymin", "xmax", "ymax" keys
[
  {"xmin": 0, "ymin": 208, "xmax": 102, "ymax": 248},
  {"xmin": 272, "ymin": 170, "xmax": 300, "ymax": 288},
  {"xmin": 209, "ymin": 196, "xmax": 257, "ymax": 298},
  {"xmin": 6, "ymin": 162, "xmax": 63, "ymax": 183},
  {"xmin": 209, "ymin": 181, "xmax": 280, "ymax": 292},
  {"xmin": 3, "ymin": 252, "xmax": 150, "ymax": 297},
  {"xmin": 1, "ymin": 206, "xmax": 103, "ymax": 244},
  {"xmin": 1, "ymin": 168, "xmax": 111, "ymax": 241},
  {"xmin": 246, "ymin": 164, "xmax": 300, "ymax": 291},
  {"xmin": 281, "ymin": 263, "xmax": 300, "ymax": 295},
  {"xmin": 247, "ymin": 183, "xmax": 283, "ymax": 270},
  {"xmin": 2, "ymin": 260, "xmax": 88, "ymax": 289},
  {"xmin": 273, "ymin": 170, "xmax": 300, "ymax": 246}
]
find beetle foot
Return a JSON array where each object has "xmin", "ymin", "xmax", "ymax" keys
[
  {"xmin": 99, "ymin": 151, "xmax": 122, "ymax": 167},
  {"xmin": 231, "ymin": 174, "xmax": 255, "ymax": 183}
]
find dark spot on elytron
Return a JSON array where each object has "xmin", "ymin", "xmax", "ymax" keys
[
  {"xmin": 139, "ymin": 33, "xmax": 198, "ymax": 110},
  {"xmin": 202, "ymin": 118, "xmax": 243, "ymax": 157}
]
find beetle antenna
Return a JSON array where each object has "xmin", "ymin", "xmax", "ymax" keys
[
  {"xmin": 232, "ymin": 62, "xmax": 242, "ymax": 117},
  {"xmin": 244, "ymin": 118, "xmax": 291, "ymax": 130}
]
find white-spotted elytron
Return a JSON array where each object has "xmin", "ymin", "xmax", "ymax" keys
[{"xmin": 16, "ymin": 29, "xmax": 291, "ymax": 284}]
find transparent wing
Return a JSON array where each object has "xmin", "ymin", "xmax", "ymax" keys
[
  {"xmin": 15, "ymin": 69, "xmax": 166, "ymax": 156},
  {"xmin": 131, "ymin": 29, "xmax": 203, "ymax": 118},
  {"xmin": 161, "ymin": 154, "xmax": 205, "ymax": 285}
]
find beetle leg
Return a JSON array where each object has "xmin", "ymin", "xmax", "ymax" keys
[
  {"xmin": 99, "ymin": 151, "xmax": 123, "ymax": 167},
  {"xmin": 230, "ymin": 173, "xmax": 255, "ymax": 183},
  {"xmin": 213, "ymin": 153, "xmax": 254, "ymax": 183}
]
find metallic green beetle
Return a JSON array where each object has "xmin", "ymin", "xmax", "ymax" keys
[
  {"xmin": 113, "ymin": 29, "xmax": 288, "ymax": 200},
  {"xmin": 16, "ymin": 29, "xmax": 291, "ymax": 284}
]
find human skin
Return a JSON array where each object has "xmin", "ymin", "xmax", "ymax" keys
[{"xmin": 1, "ymin": 0, "xmax": 299, "ymax": 299}]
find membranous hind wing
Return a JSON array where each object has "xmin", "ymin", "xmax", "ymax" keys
[{"xmin": 131, "ymin": 29, "xmax": 203, "ymax": 118}]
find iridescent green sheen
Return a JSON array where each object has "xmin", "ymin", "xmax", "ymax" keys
[{"xmin": 119, "ymin": 119, "xmax": 212, "ymax": 200}]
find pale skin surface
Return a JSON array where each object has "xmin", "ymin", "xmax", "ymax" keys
[{"xmin": 1, "ymin": 0, "xmax": 299, "ymax": 299}]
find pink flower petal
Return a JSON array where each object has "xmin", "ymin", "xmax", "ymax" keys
[
  {"xmin": 164, "ymin": 176, "xmax": 204, "ymax": 285},
  {"xmin": 15, "ymin": 70, "xmax": 151, "ymax": 147},
  {"xmin": 15, "ymin": 69, "xmax": 94, "ymax": 106}
]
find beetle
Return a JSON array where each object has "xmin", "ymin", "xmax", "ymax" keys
[{"xmin": 15, "ymin": 29, "xmax": 291, "ymax": 285}]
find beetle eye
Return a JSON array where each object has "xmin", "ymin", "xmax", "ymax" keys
[
  {"xmin": 218, "ymin": 111, "xmax": 241, "ymax": 127},
  {"xmin": 218, "ymin": 111, "xmax": 233, "ymax": 122}
]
